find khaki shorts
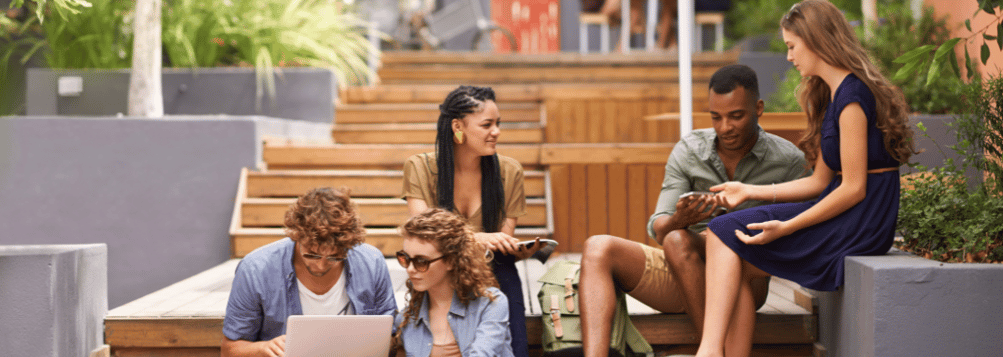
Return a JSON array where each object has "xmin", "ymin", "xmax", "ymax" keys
[{"xmin": 625, "ymin": 242, "xmax": 686, "ymax": 314}]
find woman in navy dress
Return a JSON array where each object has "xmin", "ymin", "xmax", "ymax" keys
[{"xmin": 695, "ymin": 1, "xmax": 917, "ymax": 356}]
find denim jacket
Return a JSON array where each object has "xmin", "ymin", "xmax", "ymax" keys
[
  {"xmin": 397, "ymin": 287, "xmax": 514, "ymax": 357},
  {"xmin": 222, "ymin": 238, "xmax": 397, "ymax": 342}
]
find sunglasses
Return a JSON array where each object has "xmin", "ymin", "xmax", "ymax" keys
[{"xmin": 396, "ymin": 250, "xmax": 447, "ymax": 272}]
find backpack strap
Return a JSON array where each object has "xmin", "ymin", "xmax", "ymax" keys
[
  {"xmin": 623, "ymin": 318, "xmax": 653, "ymax": 355},
  {"xmin": 563, "ymin": 267, "xmax": 578, "ymax": 312},
  {"xmin": 550, "ymin": 295, "xmax": 564, "ymax": 338}
]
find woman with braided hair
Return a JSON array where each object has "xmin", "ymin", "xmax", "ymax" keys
[
  {"xmin": 402, "ymin": 85, "xmax": 540, "ymax": 356},
  {"xmin": 392, "ymin": 208, "xmax": 514, "ymax": 356}
]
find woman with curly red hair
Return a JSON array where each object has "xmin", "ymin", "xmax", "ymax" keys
[
  {"xmin": 696, "ymin": 1, "xmax": 917, "ymax": 356},
  {"xmin": 393, "ymin": 208, "xmax": 514, "ymax": 357}
]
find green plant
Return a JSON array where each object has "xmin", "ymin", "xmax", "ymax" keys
[
  {"xmin": 893, "ymin": 0, "xmax": 1002, "ymax": 85},
  {"xmin": 897, "ymin": 75, "xmax": 1003, "ymax": 263},
  {"xmin": 865, "ymin": 1, "xmax": 965, "ymax": 114},
  {"xmin": 765, "ymin": 67, "xmax": 801, "ymax": 112},
  {"xmin": 765, "ymin": 1, "xmax": 967, "ymax": 114},
  {"xmin": 726, "ymin": 0, "xmax": 860, "ymax": 52},
  {"xmin": 161, "ymin": 0, "xmax": 378, "ymax": 91},
  {"xmin": 2, "ymin": 0, "xmax": 377, "ymax": 100}
]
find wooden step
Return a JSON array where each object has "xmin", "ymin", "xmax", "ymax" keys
[
  {"xmin": 380, "ymin": 50, "xmax": 739, "ymax": 67},
  {"xmin": 336, "ymin": 102, "xmax": 542, "ymax": 124},
  {"xmin": 378, "ymin": 65, "xmax": 722, "ymax": 84},
  {"xmin": 245, "ymin": 170, "xmax": 546, "ymax": 198},
  {"xmin": 331, "ymin": 123, "xmax": 544, "ymax": 144},
  {"xmin": 242, "ymin": 197, "xmax": 549, "ymax": 227},
  {"xmin": 262, "ymin": 144, "xmax": 543, "ymax": 170},
  {"xmin": 340, "ymin": 84, "xmax": 543, "ymax": 104},
  {"xmin": 231, "ymin": 227, "xmax": 552, "ymax": 257}
]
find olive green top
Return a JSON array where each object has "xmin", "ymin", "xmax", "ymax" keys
[{"xmin": 402, "ymin": 153, "xmax": 527, "ymax": 232}]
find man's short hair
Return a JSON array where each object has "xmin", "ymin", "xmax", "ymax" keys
[
  {"xmin": 284, "ymin": 187, "xmax": 365, "ymax": 252},
  {"xmin": 708, "ymin": 64, "xmax": 760, "ymax": 104}
]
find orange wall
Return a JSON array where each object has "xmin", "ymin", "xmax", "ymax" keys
[{"xmin": 926, "ymin": 0, "xmax": 1002, "ymax": 78}]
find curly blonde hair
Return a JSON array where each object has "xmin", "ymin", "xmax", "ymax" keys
[
  {"xmin": 283, "ymin": 187, "xmax": 365, "ymax": 253},
  {"xmin": 392, "ymin": 208, "xmax": 499, "ymax": 351},
  {"xmin": 782, "ymin": 0, "xmax": 917, "ymax": 164}
]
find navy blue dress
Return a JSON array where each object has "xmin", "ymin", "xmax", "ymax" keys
[{"xmin": 707, "ymin": 74, "xmax": 900, "ymax": 291}]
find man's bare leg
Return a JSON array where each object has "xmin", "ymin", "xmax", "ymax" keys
[
  {"xmin": 662, "ymin": 229, "xmax": 771, "ymax": 331},
  {"xmin": 579, "ymin": 235, "xmax": 648, "ymax": 357},
  {"xmin": 661, "ymin": 229, "xmax": 707, "ymax": 330}
]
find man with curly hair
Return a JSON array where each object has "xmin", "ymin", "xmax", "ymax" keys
[{"xmin": 222, "ymin": 187, "xmax": 397, "ymax": 357}]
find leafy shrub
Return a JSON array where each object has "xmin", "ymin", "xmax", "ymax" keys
[
  {"xmin": 764, "ymin": 1, "xmax": 966, "ymax": 114},
  {"xmin": 863, "ymin": 2, "xmax": 965, "ymax": 114},
  {"xmin": 726, "ymin": 0, "xmax": 860, "ymax": 52},
  {"xmin": 898, "ymin": 76, "xmax": 1003, "ymax": 263},
  {"xmin": 765, "ymin": 67, "xmax": 800, "ymax": 112},
  {"xmin": 2, "ymin": 0, "xmax": 377, "ymax": 88}
]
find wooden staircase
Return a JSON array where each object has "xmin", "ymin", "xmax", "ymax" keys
[{"xmin": 229, "ymin": 51, "xmax": 743, "ymax": 258}]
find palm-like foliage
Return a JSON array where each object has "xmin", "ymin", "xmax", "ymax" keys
[{"xmin": 3, "ymin": 0, "xmax": 378, "ymax": 103}]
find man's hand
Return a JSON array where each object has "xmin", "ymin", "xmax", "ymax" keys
[
  {"xmin": 260, "ymin": 335, "xmax": 286, "ymax": 357},
  {"xmin": 221, "ymin": 335, "xmax": 286, "ymax": 357},
  {"xmin": 673, "ymin": 194, "xmax": 719, "ymax": 227},
  {"xmin": 710, "ymin": 181, "xmax": 751, "ymax": 209}
]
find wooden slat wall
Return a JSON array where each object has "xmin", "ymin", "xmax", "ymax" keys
[
  {"xmin": 541, "ymin": 83, "xmax": 712, "ymax": 144},
  {"xmin": 549, "ymin": 162, "xmax": 666, "ymax": 251},
  {"xmin": 545, "ymin": 98, "xmax": 681, "ymax": 143}
]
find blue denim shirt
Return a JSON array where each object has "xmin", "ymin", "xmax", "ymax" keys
[
  {"xmin": 397, "ymin": 287, "xmax": 514, "ymax": 357},
  {"xmin": 222, "ymin": 238, "xmax": 397, "ymax": 342}
]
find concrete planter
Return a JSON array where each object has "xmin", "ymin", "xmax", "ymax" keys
[
  {"xmin": 25, "ymin": 67, "xmax": 336, "ymax": 123},
  {"xmin": 817, "ymin": 250, "xmax": 1003, "ymax": 357}
]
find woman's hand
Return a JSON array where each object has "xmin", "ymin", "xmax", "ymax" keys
[
  {"xmin": 735, "ymin": 220, "xmax": 788, "ymax": 245},
  {"xmin": 710, "ymin": 182, "xmax": 751, "ymax": 209},
  {"xmin": 510, "ymin": 237, "xmax": 544, "ymax": 261},
  {"xmin": 474, "ymin": 232, "xmax": 521, "ymax": 255}
]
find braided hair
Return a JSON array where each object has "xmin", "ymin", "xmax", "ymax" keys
[{"xmin": 434, "ymin": 85, "xmax": 506, "ymax": 233}]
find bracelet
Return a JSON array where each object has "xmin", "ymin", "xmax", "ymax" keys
[{"xmin": 772, "ymin": 183, "xmax": 777, "ymax": 203}]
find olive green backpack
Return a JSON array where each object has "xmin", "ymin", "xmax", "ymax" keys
[{"xmin": 537, "ymin": 260, "xmax": 653, "ymax": 357}]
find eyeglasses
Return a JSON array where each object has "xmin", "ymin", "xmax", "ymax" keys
[
  {"xmin": 299, "ymin": 245, "xmax": 346, "ymax": 263},
  {"xmin": 396, "ymin": 251, "xmax": 447, "ymax": 272},
  {"xmin": 302, "ymin": 253, "xmax": 346, "ymax": 263}
]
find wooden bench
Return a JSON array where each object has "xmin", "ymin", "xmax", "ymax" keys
[{"xmin": 105, "ymin": 255, "xmax": 818, "ymax": 357}]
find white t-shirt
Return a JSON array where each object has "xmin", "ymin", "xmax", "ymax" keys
[{"xmin": 298, "ymin": 272, "xmax": 354, "ymax": 315}]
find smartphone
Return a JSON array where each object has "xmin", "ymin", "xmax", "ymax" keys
[
  {"xmin": 679, "ymin": 191, "xmax": 716, "ymax": 200},
  {"xmin": 517, "ymin": 238, "xmax": 559, "ymax": 264}
]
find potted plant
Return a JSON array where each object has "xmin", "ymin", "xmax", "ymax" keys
[{"xmin": 4, "ymin": 0, "xmax": 377, "ymax": 121}]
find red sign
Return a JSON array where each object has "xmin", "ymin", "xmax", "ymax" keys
[{"xmin": 491, "ymin": 0, "xmax": 560, "ymax": 53}]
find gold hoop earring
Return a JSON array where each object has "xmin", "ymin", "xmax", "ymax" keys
[{"xmin": 453, "ymin": 131, "xmax": 465, "ymax": 144}]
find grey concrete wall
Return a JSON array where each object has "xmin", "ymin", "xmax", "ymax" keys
[
  {"xmin": 819, "ymin": 251, "xmax": 1003, "ymax": 356},
  {"xmin": 0, "ymin": 117, "xmax": 257, "ymax": 308},
  {"xmin": 0, "ymin": 244, "xmax": 107, "ymax": 357},
  {"xmin": 26, "ymin": 68, "xmax": 336, "ymax": 123},
  {"xmin": 738, "ymin": 52, "xmax": 792, "ymax": 105}
]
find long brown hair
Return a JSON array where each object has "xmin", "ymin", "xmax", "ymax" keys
[
  {"xmin": 781, "ymin": 0, "xmax": 916, "ymax": 164},
  {"xmin": 391, "ymin": 209, "xmax": 499, "ymax": 352}
]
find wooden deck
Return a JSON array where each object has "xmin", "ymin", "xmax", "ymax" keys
[{"xmin": 105, "ymin": 254, "xmax": 817, "ymax": 356}]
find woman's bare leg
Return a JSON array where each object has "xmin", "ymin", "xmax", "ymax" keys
[{"xmin": 695, "ymin": 230, "xmax": 741, "ymax": 357}]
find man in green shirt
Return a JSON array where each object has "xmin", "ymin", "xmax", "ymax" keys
[{"xmin": 578, "ymin": 64, "xmax": 809, "ymax": 356}]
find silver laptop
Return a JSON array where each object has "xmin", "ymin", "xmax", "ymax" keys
[{"xmin": 285, "ymin": 315, "xmax": 394, "ymax": 357}]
